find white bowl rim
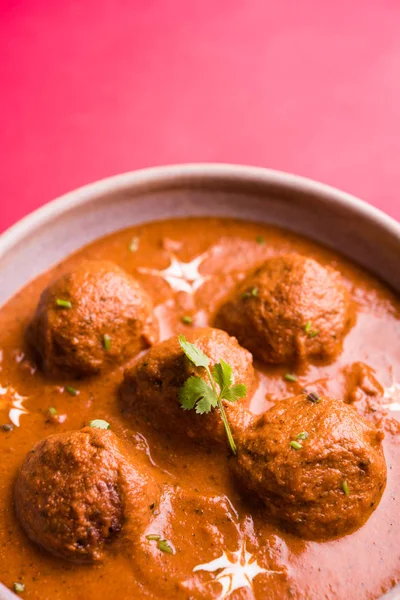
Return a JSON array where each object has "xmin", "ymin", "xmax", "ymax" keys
[{"xmin": 1, "ymin": 162, "xmax": 400, "ymax": 258}]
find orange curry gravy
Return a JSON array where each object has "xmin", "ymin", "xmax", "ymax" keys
[{"xmin": 0, "ymin": 217, "xmax": 399, "ymax": 600}]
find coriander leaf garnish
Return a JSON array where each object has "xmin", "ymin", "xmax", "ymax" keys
[
  {"xmin": 103, "ymin": 334, "xmax": 111, "ymax": 351},
  {"xmin": 306, "ymin": 391, "xmax": 321, "ymax": 404},
  {"xmin": 178, "ymin": 336, "xmax": 247, "ymax": 454},
  {"xmin": 284, "ymin": 373, "xmax": 297, "ymax": 382},
  {"xmin": 304, "ymin": 320, "xmax": 318, "ymax": 338},
  {"xmin": 48, "ymin": 407, "xmax": 58, "ymax": 416},
  {"xmin": 56, "ymin": 298, "xmax": 72, "ymax": 309},
  {"xmin": 290, "ymin": 440, "xmax": 302, "ymax": 450},
  {"xmin": 212, "ymin": 359, "xmax": 233, "ymax": 398},
  {"xmin": 65, "ymin": 385, "xmax": 79, "ymax": 396},
  {"xmin": 181, "ymin": 315, "xmax": 193, "ymax": 325},
  {"xmin": 178, "ymin": 334, "xmax": 209, "ymax": 368},
  {"xmin": 146, "ymin": 534, "xmax": 174, "ymax": 554},
  {"xmin": 297, "ymin": 431, "xmax": 309, "ymax": 440},
  {"xmin": 342, "ymin": 480, "xmax": 350, "ymax": 496},
  {"xmin": 256, "ymin": 235, "xmax": 265, "ymax": 245},
  {"xmin": 89, "ymin": 419, "xmax": 110, "ymax": 430},
  {"xmin": 179, "ymin": 376, "xmax": 217, "ymax": 413},
  {"xmin": 242, "ymin": 287, "xmax": 259, "ymax": 299}
]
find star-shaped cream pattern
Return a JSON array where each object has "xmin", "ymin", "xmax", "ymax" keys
[
  {"xmin": 383, "ymin": 382, "xmax": 400, "ymax": 412},
  {"xmin": 0, "ymin": 384, "xmax": 29, "ymax": 426},
  {"xmin": 192, "ymin": 541, "xmax": 279, "ymax": 599},
  {"xmin": 138, "ymin": 252, "xmax": 210, "ymax": 295}
]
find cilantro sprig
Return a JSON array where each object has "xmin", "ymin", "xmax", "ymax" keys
[{"xmin": 178, "ymin": 335, "xmax": 247, "ymax": 454}]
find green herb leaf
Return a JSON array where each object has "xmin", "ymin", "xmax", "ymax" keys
[
  {"xmin": 89, "ymin": 419, "xmax": 110, "ymax": 430},
  {"xmin": 256, "ymin": 235, "xmax": 265, "ymax": 245},
  {"xmin": 306, "ymin": 391, "xmax": 320, "ymax": 404},
  {"xmin": 177, "ymin": 336, "xmax": 246, "ymax": 455},
  {"xmin": 13, "ymin": 583, "xmax": 25, "ymax": 594},
  {"xmin": 178, "ymin": 376, "xmax": 217, "ymax": 414},
  {"xmin": 181, "ymin": 315, "xmax": 193, "ymax": 325},
  {"xmin": 222, "ymin": 383, "xmax": 247, "ymax": 402},
  {"xmin": 146, "ymin": 534, "xmax": 161, "ymax": 541},
  {"xmin": 212, "ymin": 359, "xmax": 233, "ymax": 397},
  {"xmin": 242, "ymin": 287, "xmax": 259, "ymax": 299},
  {"xmin": 158, "ymin": 539, "xmax": 174, "ymax": 554},
  {"xmin": 178, "ymin": 335, "xmax": 209, "ymax": 368},
  {"xmin": 297, "ymin": 431, "xmax": 309, "ymax": 440},
  {"xmin": 129, "ymin": 236, "xmax": 140, "ymax": 252},
  {"xmin": 304, "ymin": 320, "xmax": 319, "ymax": 337},
  {"xmin": 342, "ymin": 480, "xmax": 350, "ymax": 496},
  {"xmin": 48, "ymin": 407, "xmax": 58, "ymax": 416},
  {"xmin": 290, "ymin": 440, "xmax": 303, "ymax": 450},
  {"xmin": 56, "ymin": 299, "xmax": 72, "ymax": 309},
  {"xmin": 65, "ymin": 385, "xmax": 79, "ymax": 396},
  {"xmin": 103, "ymin": 334, "xmax": 111, "ymax": 351},
  {"xmin": 284, "ymin": 373, "xmax": 297, "ymax": 382}
]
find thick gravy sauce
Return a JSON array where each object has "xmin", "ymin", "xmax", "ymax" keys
[{"xmin": 0, "ymin": 218, "xmax": 399, "ymax": 599}]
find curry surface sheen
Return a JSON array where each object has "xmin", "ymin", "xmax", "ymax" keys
[{"xmin": 0, "ymin": 218, "xmax": 399, "ymax": 600}]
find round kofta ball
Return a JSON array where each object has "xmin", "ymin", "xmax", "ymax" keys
[
  {"xmin": 14, "ymin": 427, "xmax": 158, "ymax": 563},
  {"xmin": 27, "ymin": 260, "xmax": 159, "ymax": 378},
  {"xmin": 120, "ymin": 327, "xmax": 255, "ymax": 447},
  {"xmin": 231, "ymin": 393, "xmax": 386, "ymax": 540},
  {"xmin": 215, "ymin": 253, "xmax": 354, "ymax": 365}
]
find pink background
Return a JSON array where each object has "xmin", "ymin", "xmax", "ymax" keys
[{"xmin": 1, "ymin": 0, "xmax": 400, "ymax": 233}]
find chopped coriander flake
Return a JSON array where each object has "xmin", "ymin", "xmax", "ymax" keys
[
  {"xmin": 129, "ymin": 236, "xmax": 140, "ymax": 252},
  {"xmin": 256, "ymin": 235, "xmax": 265, "ymax": 245},
  {"xmin": 181, "ymin": 315, "xmax": 193, "ymax": 325},
  {"xmin": 1, "ymin": 424, "xmax": 13, "ymax": 432},
  {"xmin": 65, "ymin": 385, "xmax": 79, "ymax": 396},
  {"xmin": 146, "ymin": 534, "xmax": 161, "ymax": 541},
  {"xmin": 342, "ymin": 480, "xmax": 350, "ymax": 496},
  {"xmin": 306, "ymin": 391, "xmax": 321, "ymax": 404},
  {"xmin": 56, "ymin": 298, "xmax": 72, "ymax": 309},
  {"xmin": 13, "ymin": 582, "xmax": 25, "ymax": 594},
  {"xmin": 103, "ymin": 334, "xmax": 111, "ymax": 351},
  {"xmin": 290, "ymin": 440, "xmax": 302, "ymax": 450},
  {"xmin": 158, "ymin": 539, "xmax": 174, "ymax": 554},
  {"xmin": 284, "ymin": 373, "xmax": 297, "ymax": 383},
  {"xmin": 89, "ymin": 419, "xmax": 110, "ymax": 430},
  {"xmin": 304, "ymin": 320, "xmax": 318, "ymax": 338},
  {"xmin": 48, "ymin": 407, "xmax": 58, "ymax": 416},
  {"xmin": 242, "ymin": 287, "xmax": 259, "ymax": 299},
  {"xmin": 297, "ymin": 431, "xmax": 309, "ymax": 440}
]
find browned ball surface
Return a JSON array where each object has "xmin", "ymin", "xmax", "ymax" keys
[
  {"xmin": 231, "ymin": 393, "xmax": 387, "ymax": 540},
  {"xmin": 120, "ymin": 327, "xmax": 255, "ymax": 448},
  {"xmin": 27, "ymin": 260, "xmax": 159, "ymax": 378},
  {"xmin": 14, "ymin": 427, "xmax": 158, "ymax": 563},
  {"xmin": 215, "ymin": 253, "xmax": 354, "ymax": 365}
]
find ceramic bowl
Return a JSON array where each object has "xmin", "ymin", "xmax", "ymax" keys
[{"xmin": 0, "ymin": 164, "xmax": 399, "ymax": 599}]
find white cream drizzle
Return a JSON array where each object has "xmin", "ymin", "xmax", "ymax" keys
[
  {"xmin": 191, "ymin": 541, "xmax": 277, "ymax": 599},
  {"xmin": 383, "ymin": 382, "xmax": 400, "ymax": 412},
  {"xmin": 138, "ymin": 252, "xmax": 210, "ymax": 295},
  {"xmin": 0, "ymin": 385, "xmax": 28, "ymax": 426}
]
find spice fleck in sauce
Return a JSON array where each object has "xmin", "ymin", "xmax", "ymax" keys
[{"xmin": 0, "ymin": 218, "xmax": 399, "ymax": 600}]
